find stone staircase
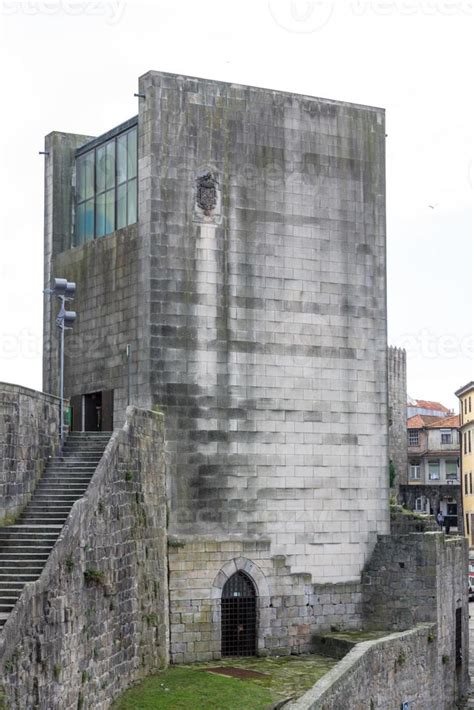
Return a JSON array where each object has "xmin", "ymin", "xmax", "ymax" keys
[{"xmin": 0, "ymin": 432, "xmax": 111, "ymax": 629}]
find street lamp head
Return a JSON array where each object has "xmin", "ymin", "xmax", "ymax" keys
[{"xmin": 48, "ymin": 278, "xmax": 76, "ymax": 299}]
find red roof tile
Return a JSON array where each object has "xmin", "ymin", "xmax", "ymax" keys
[
  {"xmin": 412, "ymin": 399, "xmax": 450, "ymax": 412},
  {"xmin": 407, "ymin": 414, "xmax": 441, "ymax": 429},
  {"xmin": 426, "ymin": 414, "xmax": 460, "ymax": 429}
]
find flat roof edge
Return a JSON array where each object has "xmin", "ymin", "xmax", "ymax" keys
[
  {"xmin": 139, "ymin": 70, "xmax": 386, "ymax": 114},
  {"xmin": 455, "ymin": 381, "xmax": 474, "ymax": 398}
]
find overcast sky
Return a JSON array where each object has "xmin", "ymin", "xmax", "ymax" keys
[{"xmin": 0, "ymin": 0, "xmax": 472, "ymax": 411}]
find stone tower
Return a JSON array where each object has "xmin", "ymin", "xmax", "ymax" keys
[
  {"xmin": 43, "ymin": 71, "xmax": 389, "ymax": 661},
  {"xmin": 388, "ymin": 346, "xmax": 408, "ymax": 488}
]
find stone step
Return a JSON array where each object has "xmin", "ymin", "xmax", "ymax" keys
[
  {"xmin": 0, "ymin": 570, "xmax": 42, "ymax": 582},
  {"xmin": 18, "ymin": 517, "xmax": 69, "ymax": 525},
  {"xmin": 0, "ymin": 538, "xmax": 57, "ymax": 552},
  {"xmin": 0, "ymin": 602, "xmax": 16, "ymax": 613},
  {"xmin": 61, "ymin": 443, "xmax": 108, "ymax": 449},
  {"xmin": 41, "ymin": 466, "xmax": 97, "ymax": 481},
  {"xmin": 43, "ymin": 468, "xmax": 95, "ymax": 473},
  {"xmin": 37, "ymin": 481, "xmax": 91, "ymax": 488},
  {"xmin": 31, "ymin": 489, "xmax": 87, "ymax": 497},
  {"xmin": 42, "ymin": 483, "xmax": 93, "ymax": 489},
  {"xmin": 0, "ymin": 432, "xmax": 110, "ymax": 627},
  {"xmin": 0, "ymin": 552, "xmax": 50, "ymax": 561},
  {"xmin": 25, "ymin": 502, "xmax": 75, "ymax": 509},
  {"xmin": 40, "ymin": 475, "xmax": 93, "ymax": 480},
  {"xmin": 33, "ymin": 484, "xmax": 88, "ymax": 490},
  {"xmin": 35, "ymin": 481, "xmax": 89, "ymax": 487},
  {"xmin": 0, "ymin": 558, "xmax": 48, "ymax": 569},
  {"xmin": 29, "ymin": 497, "xmax": 86, "ymax": 504},
  {"xmin": 60, "ymin": 449, "xmax": 108, "ymax": 454},
  {"xmin": 41, "ymin": 472, "xmax": 94, "ymax": 478},
  {"xmin": 0, "ymin": 588, "xmax": 22, "ymax": 597},
  {"xmin": 18, "ymin": 513, "xmax": 69, "ymax": 520},
  {"xmin": 54, "ymin": 453, "xmax": 104, "ymax": 459},
  {"xmin": 30, "ymin": 495, "xmax": 86, "ymax": 503},
  {"xmin": 54, "ymin": 454, "xmax": 106, "ymax": 463},
  {"xmin": 0, "ymin": 530, "xmax": 59, "ymax": 541},
  {"xmin": 0, "ymin": 572, "xmax": 40, "ymax": 581},
  {"xmin": 62, "ymin": 437, "xmax": 109, "ymax": 442},
  {"xmin": 1, "ymin": 525, "xmax": 63, "ymax": 533},
  {"xmin": 19, "ymin": 513, "xmax": 69, "ymax": 519},
  {"xmin": 60, "ymin": 442, "xmax": 108, "ymax": 449},
  {"xmin": 44, "ymin": 463, "xmax": 96, "ymax": 469},
  {"xmin": 0, "ymin": 546, "xmax": 53, "ymax": 555},
  {"xmin": 22, "ymin": 512, "xmax": 72, "ymax": 520},
  {"xmin": 0, "ymin": 589, "xmax": 21, "ymax": 606},
  {"xmin": 66, "ymin": 431, "xmax": 112, "ymax": 436}
]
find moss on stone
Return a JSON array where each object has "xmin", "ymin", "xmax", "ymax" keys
[
  {"xmin": 321, "ymin": 630, "xmax": 389, "ymax": 643},
  {"xmin": 189, "ymin": 653, "xmax": 338, "ymax": 701}
]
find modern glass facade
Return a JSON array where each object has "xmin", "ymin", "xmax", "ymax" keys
[{"xmin": 75, "ymin": 124, "xmax": 137, "ymax": 245}]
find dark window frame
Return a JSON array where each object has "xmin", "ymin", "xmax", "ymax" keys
[
  {"xmin": 74, "ymin": 121, "xmax": 138, "ymax": 246},
  {"xmin": 440, "ymin": 429, "xmax": 452, "ymax": 445}
]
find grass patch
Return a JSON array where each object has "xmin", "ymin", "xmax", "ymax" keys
[
  {"xmin": 111, "ymin": 667, "xmax": 274, "ymax": 709},
  {"xmin": 112, "ymin": 654, "xmax": 337, "ymax": 709},
  {"xmin": 84, "ymin": 568, "xmax": 105, "ymax": 586}
]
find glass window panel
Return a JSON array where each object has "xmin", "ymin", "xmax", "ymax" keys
[
  {"xmin": 117, "ymin": 134, "xmax": 127, "ymax": 184},
  {"xmin": 106, "ymin": 141, "xmax": 115, "ymax": 190},
  {"xmin": 96, "ymin": 145, "xmax": 106, "ymax": 192},
  {"xmin": 428, "ymin": 461, "xmax": 440, "ymax": 480},
  {"xmin": 96, "ymin": 192, "xmax": 105, "ymax": 237},
  {"xmin": 127, "ymin": 128, "xmax": 137, "ymax": 179},
  {"xmin": 105, "ymin": 189, "xmax": 115, "ymax": 235},
  {"xmin": 76, "ymin": 156, "xmax": 85, "ymax": 203},
  {"xmin": 127, "ymin": 178, "xmax": 137, "ymax": 225},
  {"xmin": 117, "ymin": 183, "xmax": 127, "ymax": 229},
  {"xmin": 75, "ymin": 202, "xmax": 85, "ymax": 246},
  {"xmin": 75, "ymin": 126, "xmax": 137, "ymax": 247},
  {"xmin": 84, "ymin": 152, "xmax": 95, "ymax": 199},
  {"xmin": 84, "ymin": 199, "xmax": 95, "ymax": 241}
]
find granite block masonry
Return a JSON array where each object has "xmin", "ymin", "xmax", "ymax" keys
[
  {"xmin": 0, "ymin": 382, "xmax": 61, "ymax": 525},
  {"xmin": 388, "ymin": 345, "xmax": 407, "ymax": 488},
  {"xmin": 362, "ymin": 531, "xmax": 469, "ymax": 705},
  {"xmin": 43, "ymin": 70, "xmax": 389, "ymax": 660},
  {"xmin": 0, "ymin": 407, "xmax": 168, "ymax": 710},
  {"xmin": 289, "ymin": 531, "xmax": 469, "ymax": 709}
]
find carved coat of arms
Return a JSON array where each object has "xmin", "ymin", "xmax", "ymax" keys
[{"xmin": 196, "ymin": 171, "xmax": 218, "ymax": 216}]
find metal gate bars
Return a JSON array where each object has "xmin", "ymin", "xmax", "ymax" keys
[{"xmin": 221, "ymin": 571, "xmax": 257, "ymax": 657}]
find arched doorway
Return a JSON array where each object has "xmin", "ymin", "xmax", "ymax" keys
[{"xmin": 221, "ymin": 571, "xmax": 257, "ymax": 657}]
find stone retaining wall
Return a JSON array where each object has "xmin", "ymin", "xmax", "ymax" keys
[
  {"xmin": 287, "ymin": 625, "xmax": 440, "ymax": 709},
  {"xmin": 289, "ymin": 532, "xmax": 469, "ymax": 708},
  {"xmin": 0, "ymin": 406, "xmax": 168, "ymax": 710},
  {"xmin": 362, "ymin": 531, "xmax": 468, "ymax": 705},
  {"xmin": 0, "ymin": 382, "xmax": 61, "ymax": 525},
  {"xmin": 390, "ymin": 504, "xmax": 438, "ymax": 534}
]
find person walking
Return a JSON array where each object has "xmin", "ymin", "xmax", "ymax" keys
[{"xmin": 437, "ymin": 510, "xmax": 444, "ymax": 528}]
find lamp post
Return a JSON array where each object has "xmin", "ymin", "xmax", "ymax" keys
[{"xmin": 45, "ymin": 278, "xmax": 77, "ymax": 441}]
